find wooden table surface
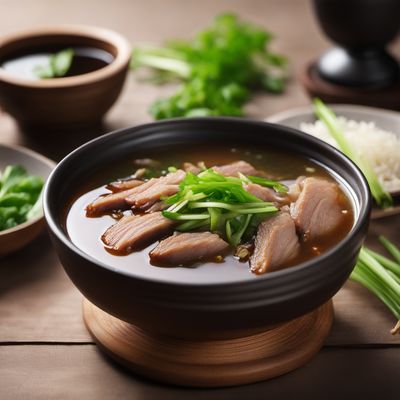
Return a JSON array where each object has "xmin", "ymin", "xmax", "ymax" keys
[{"xmin": 1, "ymin": 1, "xmax": 399, "ymax": 398}]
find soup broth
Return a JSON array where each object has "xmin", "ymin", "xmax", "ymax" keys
[{"xmin": 65, "ymin": 145, "xmax": 354, "ymax": 284}]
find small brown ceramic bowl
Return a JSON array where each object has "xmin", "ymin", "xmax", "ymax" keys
[
  {"xmin": 0, "ymin": 144, "xmax": 55, "ymax": 257},
  {"xmin": 0, "ymin": 25, "xmax": 131, "ymax": 130}
]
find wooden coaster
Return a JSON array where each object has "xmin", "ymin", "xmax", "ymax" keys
[
  {"xmin": 83, "ymin": 299, "xmax": 333, "ymax": 387},
  {"xmin": 299, "ymin": 61, "xmax": 400, "ymax": 111}
]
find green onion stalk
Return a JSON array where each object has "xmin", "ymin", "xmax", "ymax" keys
[
  {"xmin": 351, "ymin": 236, "xmax": 400, "ymax": 335},
  {"xmin": 313, "ymin": 98, "xmax": 393, "ymax": 209}
]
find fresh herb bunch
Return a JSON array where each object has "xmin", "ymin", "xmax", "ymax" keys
[
  {"xmin": 0, "ymin": 165, "xmax": 44, "ymax": 231},
  {"xmin": 34, "ymin": 48, "xmax": 74, "ymax": 79},
  {"xmin": 313, "ymin": 98, "xmax": 393, "ymax": 208},
  {"xmin": 351, "ymin": 237, "xmax": 400, "ymax": 335},
  {"xmin": 131, "ymin": 13, "xmax": 288, "ymax": 119},
  {"xmin": 162, "ymin": 168, "xmax": 284, "ymax": 246}
]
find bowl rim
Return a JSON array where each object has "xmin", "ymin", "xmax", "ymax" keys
[
  {"xmin": 266, "ymin": 103, "xmax": 400, "ymax": 124},
  {"xmin": 43, "ymin": 117, "xmax": 371, "ymax": 288},
  {"xmin": 0, "ymin": 24, "xmax": 131, "ymax": 88},
  {"xmin": 0, "ymin": 143, "xmax": 56, "ymax": 237}
]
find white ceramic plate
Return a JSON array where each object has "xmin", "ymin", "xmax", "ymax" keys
[
  {"xmin": 266, "ymin": 104, "xmax": 400, "ymax": 219},
  {"xmin": 0, "ymin": 144, "xmax": 55, "ymax": 256}
]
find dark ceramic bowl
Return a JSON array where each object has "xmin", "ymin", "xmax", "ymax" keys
[{"xmin": 44, "ymin": 118, "xmax": 371, "ymax": 339}]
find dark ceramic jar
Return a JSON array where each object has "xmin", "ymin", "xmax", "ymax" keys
[{"xmin": 313, "ymin": 0, "xmax": 400, "ymax": 88}]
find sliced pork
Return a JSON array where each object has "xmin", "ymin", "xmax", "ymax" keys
[
  {"xmin": 102, "ymin": 212, "xmax": 175, "ymax": 254},
  {"xmin": 290, "ymin": 177, "xmax": 344, "ymax": 240},
  {"xmin": 106, "ymin": 179, "xmax": 143, "ymax": 192},
  {"xmin": 149, "ymin": 232, "xmax": 229, "ymax": 266},
  {"xmin": 213, "ymin": 161, "xmax": 258, "ymax": 177},
  {"xmin": 145, "ymin": 202, "xmax": 168, "ymax": 213},
  {"xmin": 250, "ymin": 212, "xmax": 300, "ymax": 274},
  {"xmin": 86, "ymin": 187, "xmax": 138, "ymax": 217},
  {"xmin": 183, "ymin": 162, "xmax": 201, "ymax": 174},
  {"xmin": 244, "ymin": 182, "xmax": 286, "ymax": 203},
  {"xmin": 286, "ymin": 176, "xmax": 306, "ymax": 203},
  {"xmin": 125, "ymin": 169, "xmax": 186, "ymax": 210}
]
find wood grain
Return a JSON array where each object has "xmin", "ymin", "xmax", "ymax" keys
[
  {"xmin": 0, "ymin": 345, "xmax": 399, "ymax": 399},
  {"xmin": 83, "ymin": 300, "xmax": 333, "ymax": 387},
  {"xmin": 0, "ymin": 0, "xmax": 399, "ymax": 397}
]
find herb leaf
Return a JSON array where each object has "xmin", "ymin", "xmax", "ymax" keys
[
  {"xmin": 0, "ymin": 164, "xmax": 44, "ymax": 231},
  {"xmin": 131, "ymin": 13, "xmax": 287, "ymax": 119},
  {"xmin": 34, "ymin": 48, "xmax": 74, "ymax": 79}
]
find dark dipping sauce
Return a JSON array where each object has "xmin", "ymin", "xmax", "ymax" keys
[
  {"xmin": 64, "ymin": 145, "xmax": 355, "ymax": 285},
  {"xmin": 0, "ymin": 46, "xmax": 114, "ymax": 80}
]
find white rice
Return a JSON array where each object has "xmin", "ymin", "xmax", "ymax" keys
[{"xmin": 300, "ymin": 117, "xmax": 400, "ymax": 193}]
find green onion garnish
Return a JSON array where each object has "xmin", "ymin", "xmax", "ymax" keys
[{"xmin": 162, "ymin": 168, "xmax": 280, "ymax": 245}]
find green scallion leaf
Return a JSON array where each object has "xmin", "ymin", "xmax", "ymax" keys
[{"xmin": 313, "ymin": 98, "xmax": 393, "ymax": 209}]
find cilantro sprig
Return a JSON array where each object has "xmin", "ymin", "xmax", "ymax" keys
[{"xmin": 131, "ymin": 13, "xmax": 288, "ymax": 119}]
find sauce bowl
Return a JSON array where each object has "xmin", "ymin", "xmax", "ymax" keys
[{"xmin": 0, "ymin": 25, "xmax": 131, "ymax": 130}]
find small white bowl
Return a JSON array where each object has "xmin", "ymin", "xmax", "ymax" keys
[{"xmin": 0, "ymin": 144, "xmax": 55, "ymax": 257}]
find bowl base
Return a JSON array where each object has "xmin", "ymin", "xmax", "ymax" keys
[
  {"xmin": 299, "ymin": 61, "xmax": 400, "ymax": 111},
  {"xmin": 83, "ymin": 299, "xmax": 333, "ymax": 387}
]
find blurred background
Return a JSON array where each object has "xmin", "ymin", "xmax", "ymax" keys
[{"xmin": 0, "ymin": 0, "xmax": 330, "ymax": 142}]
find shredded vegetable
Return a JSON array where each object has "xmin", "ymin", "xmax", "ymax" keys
[{"xmin": 161, "ymin": 168, "xmax": 282, "ymax": 246}]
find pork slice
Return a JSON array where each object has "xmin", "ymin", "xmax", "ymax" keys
[
  {"xmin": 244, "ymin": 182, "xmax": 286, "ymax": 203},
  {"xmin": 126, "ymin": 169, "xmax": 186, "ymax": 209},
  {"xmin": 150, "ymin": 232, "xmax": 229, "ymax": 266},
  {"xmin": 213, "ymin": 161, "xmax": 259, "ymax": 177},
  {"xmin": 102, "ymin": 212, "xmax": 175, "ymax": 254},
  {"xmin": 183, "ymin": 162, "xmax": 201, "ymax": 174},
  {"xmin": 290, "ymin": 177, "xmax": 344, "ymax": 240},
  {"xmin": 86, "ymin": 187, "xmax": 138, "ymax": 217},
  {"xmin": 250, "ymin": 212, "xmax": 300, "ymax": 274},
  {"xmin": 286, "ymin": 176, "xmax": 306, "ymax": 203},
  {"xmin": 145, "ymin": 201, "xmax": 169, "ymax": 213},
  {"xmin": 106, "ymin": 179, "xmax": 144, "ymax": 192},
  {"xmin": 86, "ymin": 176, "xmax": 162, "ymax": 217}
]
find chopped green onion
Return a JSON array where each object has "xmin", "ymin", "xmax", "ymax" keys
[
  {"xmin": 313, "ymin": 98, "xmax": 392, "ymax": 208},
  {"xmin": 188, "ymin": 201, "xmax": 274, "ymax": 211},
  {"xmin": 162, "ymin": 168, "xmax": 280, "ymax": 246},
  {"xmin": 229, "ymin": 214, "xmax": 252, "ymax": 246},
  {"xmin": 247, "ymin": 175, "xmax": 288, "ymax": 193},
  {"xmin": 208, "ymin": 207, "xmax": 221, "ymax": 231},
  {"xmin": 162, "ymin": 211, "xmax": 210, "ymax": 220},
  {"xmin": 176, "ymin": 219, "xmax": 210, "ymax": 231}
]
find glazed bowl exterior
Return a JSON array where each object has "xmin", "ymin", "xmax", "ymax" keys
[
  {"xmin": 44, "ymin": 118, "xmax": 371, "ymax": 339},
  {"xmin": 0, "ymin": 25, "xmax": 131, "ymax": 130}
]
